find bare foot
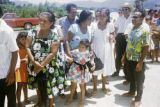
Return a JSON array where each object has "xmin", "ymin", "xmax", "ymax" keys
[
  {"xmin": 78, "ymin": 100, "xmax": 84, "ymax": 107},
  {"xmin": 92, "ymin": 89, "xmax": 97, "ymax": 96},
  {"xmin": 102, "ymin": 88, "xmax": 111, "ymax": 95},
  {"xmin": 65, "ymin": 96, "xmax": 73, "ymax": 105}
]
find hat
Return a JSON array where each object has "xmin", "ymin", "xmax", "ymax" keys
[{"xmin": 121, "ymin": 2, "xmax": 132, "ymax": 9}]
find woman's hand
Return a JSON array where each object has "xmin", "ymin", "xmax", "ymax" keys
[
  {"xmin": 91, "ymin": 64, "xmax": 95, "ymax": 71},
  {"xmin": 121, "ymin": 54, "xmax": 126, "ymax": 65},
  {"xmin": 109, "ymin": 35, "xmax": 115, "ymax": 43},
  {"xmin": 32, "ymin": 61, "xmax": 44, "ymax": 73},
  {"xmin": 136, "ymin": 62, "xmax": 143, "ymax": 72}
]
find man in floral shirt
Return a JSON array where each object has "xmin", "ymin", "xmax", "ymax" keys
[{"xmin": 122, "ymin": 11, "xmax": 149, "ymax": 107}]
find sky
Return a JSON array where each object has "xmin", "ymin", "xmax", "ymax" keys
[
  {"xmin": 11, "ymin": 0, "xmax": 159, "ymax": 9},
  {"xmin": 12, "ymin": 0, "xmax": 107, "ymax": 4}
]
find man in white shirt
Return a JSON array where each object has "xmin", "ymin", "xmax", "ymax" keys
[
  {"xmin": 112, "ymin": 3, "xmax": 132, "ymax": 84},
  {"xmin": 0, "ymin": 7, "xmax": 18, "ymax": 107}
]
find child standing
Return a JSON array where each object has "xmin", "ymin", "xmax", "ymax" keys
[
  {"xmin": 16, "ymin": 32, "xmax": 30, "ymax": 107},
  {"xmin": 66, "ymin": 39, "xmax": 95, "ymax": 107}
]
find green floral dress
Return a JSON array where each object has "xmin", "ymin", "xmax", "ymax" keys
[{"xmin": 28, "ymin": 29, "xmax": 67, "ymax": 96}]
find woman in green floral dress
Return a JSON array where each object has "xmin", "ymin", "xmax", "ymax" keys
[{"xmin": 26, "ymin": 12, "xmax": 67, "ymax": 107}]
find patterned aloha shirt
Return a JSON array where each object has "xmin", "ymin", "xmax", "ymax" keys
[{"xmin": 126, "ymin": 24, "xmax": 149, "ymax": 61}]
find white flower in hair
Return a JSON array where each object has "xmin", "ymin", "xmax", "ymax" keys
[{"xmin": 33, "ymin": 43, "xmax": 41, "ymax": 50}]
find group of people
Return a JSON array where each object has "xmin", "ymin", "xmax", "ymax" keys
[{"xmin": 0, "ymin": 2, "xmax": 160, "ymax": 107}]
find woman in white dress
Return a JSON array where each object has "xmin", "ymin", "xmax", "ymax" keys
[{"xmin": 92, "ymin": 8, "xmax": 115, "ymax": 95}]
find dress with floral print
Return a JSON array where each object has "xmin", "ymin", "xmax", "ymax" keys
[
  {"xmin": 28, "ymin": 29, "xmax": 67, "ymax": 96},
  {"xmin": 67, "ymin": 49, "xmax": 92, "ymax": 84}
]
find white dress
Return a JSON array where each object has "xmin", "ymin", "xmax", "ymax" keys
[{"xmin": 92, "ymin": 22, "xmax": 115, "ymax": 76}]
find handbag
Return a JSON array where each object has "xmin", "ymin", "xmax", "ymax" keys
[{"xmin": 94, "ymin": 52, "xmax": 104, "ymax": 71}]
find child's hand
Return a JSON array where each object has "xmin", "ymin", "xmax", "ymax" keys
[
  {"xmin": 33, "ymin": 61, "xmax": 44, "ymax": 73},
  {"xmin": 33, "ymin": 65, "xmax": 44, "ymax": 74},
  {"xmin": 67, "ymin": 57, "xmax": 74, "ymax": 63},
  {"xmin": 21, "ymin": 58, "xmax": 28, "ymax": 64},
  {"xmin": 91, "ymin": 64, "xmax": 95, "ymax": 71}
]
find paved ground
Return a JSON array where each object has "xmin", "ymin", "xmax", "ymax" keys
[{"xmin": 4, "ymin": 59, "xmax": 160, "ymax": 107}]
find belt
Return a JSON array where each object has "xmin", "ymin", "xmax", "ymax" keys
[{"xmin": 117, "ymin": 33, "xmax": 124, "ymax": 35}]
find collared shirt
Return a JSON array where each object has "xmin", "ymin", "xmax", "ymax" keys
[
  {"xmin": 115, "ymin": 15, "xmax": 132, "ymax": 33},
  {"xmin": 0, "ymin": 19, "xmax": 19, "ymax": 79},
  {"xmin": 126, "ymin": 24, "xmax": 149, "ymax": 61},
  {"xmin": 58, "ymin": 16, "xmax": 78, "ymax": 41}
]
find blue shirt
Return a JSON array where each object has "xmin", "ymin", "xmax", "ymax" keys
[{"xmin": 59, "ymin": 16, "xmax": 78, "ymax": 40}]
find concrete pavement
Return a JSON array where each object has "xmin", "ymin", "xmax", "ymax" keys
[{"xmin": 12, "ymin": 60, "xmax": 160, "ymax": 107}]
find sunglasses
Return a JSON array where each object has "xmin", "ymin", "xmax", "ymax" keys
[
  {"xmin": 122, "ymin": 8, "xmax": 130, "ymax": 11},
  {"xmin": 132, "ymin": 16, "xmax": 141, "ymax": 19}
]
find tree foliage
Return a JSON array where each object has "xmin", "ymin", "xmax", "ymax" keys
[{"xmin": 0, "ymin": 2, "xmax": 66, "ymax": 18}]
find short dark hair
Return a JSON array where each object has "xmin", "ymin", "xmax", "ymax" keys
[
  {"xmin": 66, "ymin": 3, "xmax": 77, "ymax": 12},
  {"xmin": 134, "ymin": 11, "xmax": 146, "ymax": 19},
  {"xmin": 79, "ymin": 39, "xmax": 90, "ymax": 48},
  {"xmin": 0, "ymin": 5, "xmax": 3, "ymax": 17},
  {"xmin": 76, "ymin": 10, "xmax": 92, "ymax": 24},
  {"xmin": 16, "ymin": 31, "xmax": 28, "ymax": 48},
  {"xmin": 100, "ymin": 8, "xmax": 110, "ymax": 22},
  {"xmin": 139, "ymin": 11, "xmax": 146, "ymax": 18}
]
